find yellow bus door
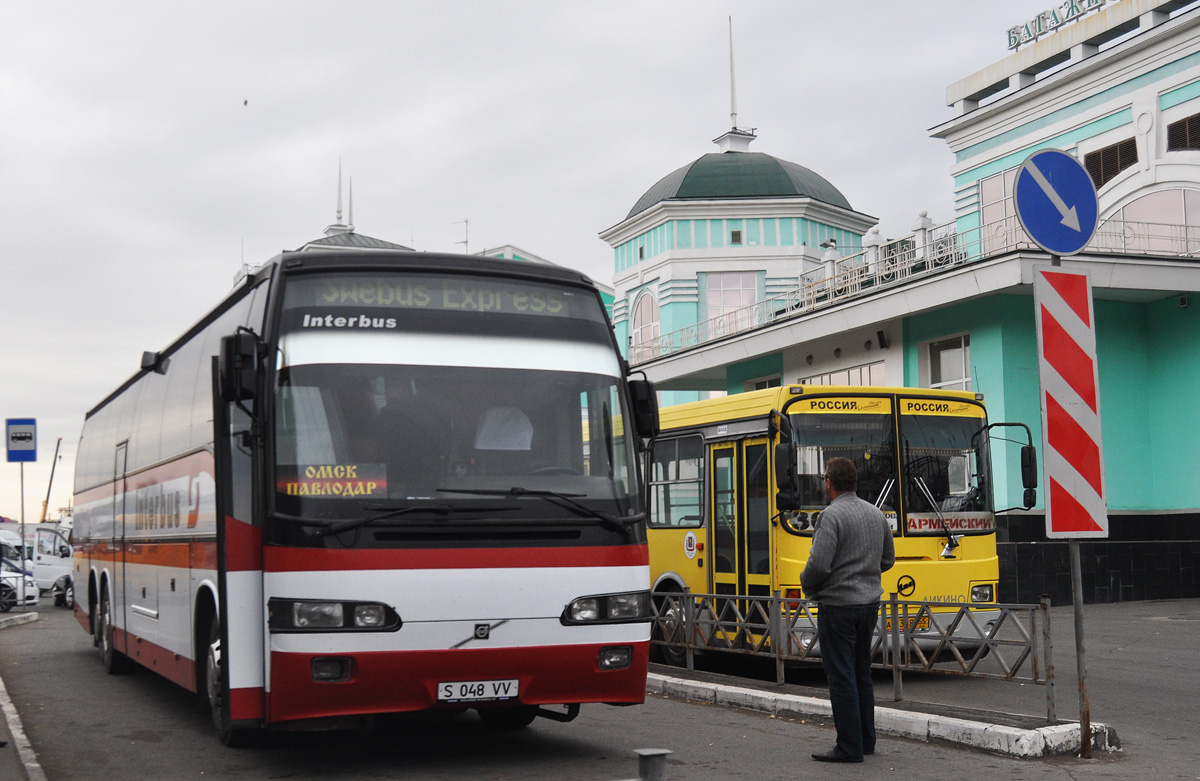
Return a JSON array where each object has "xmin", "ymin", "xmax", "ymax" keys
[{"xmin": 709, "ymin": 438, "xmax": 773, "ymax": 646}]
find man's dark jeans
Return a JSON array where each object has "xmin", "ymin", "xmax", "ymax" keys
[{"xmin": 816, "ymin": 602, "xmax": 880, "ymax": 760}]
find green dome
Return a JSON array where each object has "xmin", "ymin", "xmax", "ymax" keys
[{"xmin": 627, "ymin": 151, "xmax": 852, "ymax": 220}]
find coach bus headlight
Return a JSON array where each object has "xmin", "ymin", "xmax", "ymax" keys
[
  {"xmin": 296, "ymin": 601, "xmax": 343, "ymax": 628},
  {"xmin": 354, "ymin": 604, "xmax": 387, "ymax": 627},
  {"xmin": 970, "ymin": 584, "xmax": 994, "ymax": 603},
  {"xmin": 561, "ymin": 591, "xmax": 652, "ymax": 625},
  {"xmin": 268, "ymin": 599, "xmax": 401, "ymax": 632},
  {"xmin": 597, "ymin": 646, "xmax": 633, "ymax": 670}
]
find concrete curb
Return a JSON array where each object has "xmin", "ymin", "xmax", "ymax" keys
[
  {"xmin": 0, "ymin": 612, "xmax": 38, "ymax": 631},
  {"xmin": 0, "ymin": 667, "xmax": 47, "ymax": 781},
  {"xmin": 648, "ymin": 672, "xmax": 1119, "ymax": 758}
]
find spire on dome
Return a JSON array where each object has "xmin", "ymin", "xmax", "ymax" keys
[{"xmin": 713, "ymin": 17, "xmax": 756, "ymax": 153}]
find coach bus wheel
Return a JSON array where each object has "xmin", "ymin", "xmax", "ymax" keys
[
  {"xmin": 477, "ymin": 705, "xmax": 538, "ymax": 729},
  {"xmin": 653, "ymin": 590, "xmax": 688, "ymax": 667},
  {"xmin": 0, "ymin": 584, "xmax": 14, "ymax": 613},
  {"xmin": 205, "ymin": 614, "xmax": 258, "ymax": 747},
  {"xmin": 97, "ymin": 589, "xmax": 131, "ymax": 674}
]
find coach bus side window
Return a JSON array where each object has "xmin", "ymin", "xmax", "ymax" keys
[{"xmin": 649, "ymin": 436, "xmax": 703, "ymax": 528}]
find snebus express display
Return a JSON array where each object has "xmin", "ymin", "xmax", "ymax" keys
[
  {"xmin": 646, "ymin": 385, "xmax": 1036, "ymax": 663},
  {"xmin": 72, "ymin": 250, "xmax": 659, "ymax": 744}
]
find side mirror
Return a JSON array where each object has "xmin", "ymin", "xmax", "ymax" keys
[
  {"xmin": 774, "ymin": 442, "xmax": 800, "ymax": 510},
  {"xmin": 219, "ymin": 332, "xmax": 260, "ymax": 402},
  {"xmin": 628, "ymin": 379, "xmax": 660, "ymax": 443},
  {"xmin": 1023, "ymin": 488, "xmax": 1037, "ymax": 510},
  {"xmin": 1020, "ymin": 445, "xmax": 1038, "ymax": 489}
]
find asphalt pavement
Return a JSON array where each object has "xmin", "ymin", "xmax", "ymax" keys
[{"xmin": 3, "ymin": 598, "xmax": 1198, "ymax": 779}]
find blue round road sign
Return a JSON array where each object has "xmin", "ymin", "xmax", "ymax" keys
[{"xmin": 1013, "ymin": 149, "xmax": 1099, "ymax": 256}]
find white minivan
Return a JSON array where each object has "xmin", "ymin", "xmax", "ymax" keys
[{"xmin": 32, "ymin": 525, "xmax": 73, "ymax": 607}]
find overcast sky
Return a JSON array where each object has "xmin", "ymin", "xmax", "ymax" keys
[{"xmin": 0, "ymin": 0, "xmax": 1056, "ymax": 522}]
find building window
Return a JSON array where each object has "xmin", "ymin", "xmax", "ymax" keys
[
  {"xmin": 1167, "ymin": 112, "xmax": 1200, "ymax": 151},
  {"xmin": 1093, "ymin": 187, "xmax": 1200, "ymax": 254},
  {"xmin": 929, "ymin": 335, "xmax": 971, "ymax": 391},
  {"xmin": 706, "ymin": 272, "xmax": 757, "ymax": 322},
  {"xmin": 638, "ymin": 246, "xmax": 645, "ymax": 260},
  {"xmin": 630, "ymin": 292, "xmax": 660, "ymax": 363},
  {"xmin": 1084, "ymin": 138, "xmax": 1137, "ymax": 190},
  {"xmin": 800, "ymin": 361, "xmax": 885, "ymax": 387},
  {"xmin": 747, "ymin": 377, "xmax": 781, "ymax": 391},
  {"xmin": 730, "ymin": 230, "xmax": 743, "ymax": 245},
  {"xmin": 980, "ymin": 168, "xmax": 1019, "ymax": 253}
]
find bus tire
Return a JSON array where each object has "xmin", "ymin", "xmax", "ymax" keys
[
  {"xmin": 97, "ymin": 588, "xmax": 132, "ymax": 674},
  {"xmin": 477, "ymin": 705, "xmax": 538, "ymax": 729},
  {"xmin": 205, "ymin": 613, "xmax": 259, "ymax": 747},
  {"xmin": 653, "ymin": 588, "xmax": 688, "ymax": 667},
  {"xmin": 0, "ymin": 584, "xmax": 14, "ymax": 613}
]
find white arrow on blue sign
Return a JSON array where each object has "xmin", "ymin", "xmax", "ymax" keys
[{"xmin": 1013, "ymin": 149, "xmax": 1099, "ymax": 257}]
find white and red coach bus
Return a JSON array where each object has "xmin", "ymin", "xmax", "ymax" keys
[{"xmin": 72, "ymin": 250, "xmax": 659, "ymax": 744}]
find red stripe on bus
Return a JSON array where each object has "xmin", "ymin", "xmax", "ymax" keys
[
  {"xmin": 75, "ymin": 540, "xmax": 217, "ymax": 570},
  {"xmin": 264, "ymin": 544, "xmax": 649, "ymax": 572},
  {"xmin": 74, "ymin": 540, "xmax": 646, "ymax": 571},
  {"xmin": 230, "ymin": 686, "xmax": 266, "ymax": 721},
  {"xmin": 114, "ymin": 626, "xmax": 198, "ymax": 691},
  {"xmin": 267, "ymin": 642, "xmax": 648, "ymax": 724},
  {"xmin": 224, "ymin": 517, "xmax": 263, "ymax": 572}
]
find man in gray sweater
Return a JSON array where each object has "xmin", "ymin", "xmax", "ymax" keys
[{"xmin": 800, "ymin": 456, "xmax": 896, "ymax": 763}]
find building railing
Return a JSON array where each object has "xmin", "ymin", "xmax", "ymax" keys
[
  {"xmin": 652, "ymin": 590, "xmax": 1058, "ymax": 724},
  {"xmin": 631, "ymin": 215, "xmax": 1200, "ymax": 364}
]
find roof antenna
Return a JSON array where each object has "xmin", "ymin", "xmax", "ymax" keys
[
  {"xmin": 324, "ymin": 158, "xmax": 351, "ymax": 237},
  {"xmin": 713, "ymin": 17, "xmax": 756, "ymax": 153},
  {"xmin": 729, "ymin": 16, "xmax": 738, "ymax": 130},
  {"xmin": 455, "ymin": 219, "xmax": 469, "ymax": 254},
  {"xmin": 348, "ymin": 176, "xmax": 355, "ymax": 231},
  {"xmin": 336, "ymin": 157, "xmax": 344, "ymax": 224}
]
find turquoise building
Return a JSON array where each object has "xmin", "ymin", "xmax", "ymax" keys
[{"xmin": 610, "ymin": 0, "xmax": 1200, "ymax": 604}]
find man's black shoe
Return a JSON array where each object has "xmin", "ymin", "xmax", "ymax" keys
[{"xmin": 812, "ymin": 750, "xmax": 863, "ymax": 763}]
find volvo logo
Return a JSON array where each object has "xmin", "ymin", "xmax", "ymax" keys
[
  {"xmin": 897, "ymin": 575, "xmax": 916, "ymax": 597},
  {"xmin": 474, "ymin": 623, "xmax": 491, "ymax": 640}
]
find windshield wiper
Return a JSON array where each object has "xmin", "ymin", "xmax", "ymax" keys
[
  {"xmin": 914, "ymin": 476, "xmax": 962, "ymax": 558},
  {"xmin": 291, "ymin": 504, "xmax": 518, "ymax": 538},
  {"xmin": 438, "ymin": 486, "xmax": 638, "ymax": 537}
]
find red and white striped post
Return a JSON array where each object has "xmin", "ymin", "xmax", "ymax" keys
[
  {"xmin": 1034, "ymin": 267, "xmax": 1108, "ymax": 539},
  {"xmin": 1034, "ymin": 265, "xmax": 1108, "ymax": 757}
]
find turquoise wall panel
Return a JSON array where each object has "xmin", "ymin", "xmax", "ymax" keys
[
  {"xmin": 659, "ymin": 300, "xmax": 698, "ymax": 338},
  {"xmin": 726, "ymin": 353, "xmax": 783, "ymax": 395},
  {"xmin": 903, "ymin": 294, "xmax": 1193, "ymax": 515},
  {"xmin": 780, "ymin": 219, "xmax": 794, "ymax": 246},
  {"xmin": 904, "ymin": 296, "xmax": 1035, "ymax": 512},
  {"xmin": 1094, "ymin": 301, "xmax": 1151, "ymax": 511},
  {"xmin": 677, "ymin": 220, "xmax": 692, "ymax": 249},
  {"xmin": 1145, "ymin": 297, "xmax": 1200, "ymax": 509}
]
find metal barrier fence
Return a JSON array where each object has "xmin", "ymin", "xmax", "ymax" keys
[{"xmin": 651, "ymin": 590, "xmax": 1057, "ymax": 723}]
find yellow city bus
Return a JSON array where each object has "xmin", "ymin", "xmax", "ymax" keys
[{"xmin": 646, "ymin": 385, "xmax": 1036, "ymax": 663}]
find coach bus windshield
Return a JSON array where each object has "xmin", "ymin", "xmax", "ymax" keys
[
  {"xmin": 270, "ymin": 272, "xmax": 639, "ymax": 527},
  {"xmin": 899, "ymin": 403, "xmax": 993, "ymax": 535},
  {"xmin": 785, "ymin": 410, "xmax": 898, "ymax": 532}
]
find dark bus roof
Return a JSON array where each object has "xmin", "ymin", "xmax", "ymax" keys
[{"xmin": 84, "ymin": 249, "xmax": 604, "ymax": 419}]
